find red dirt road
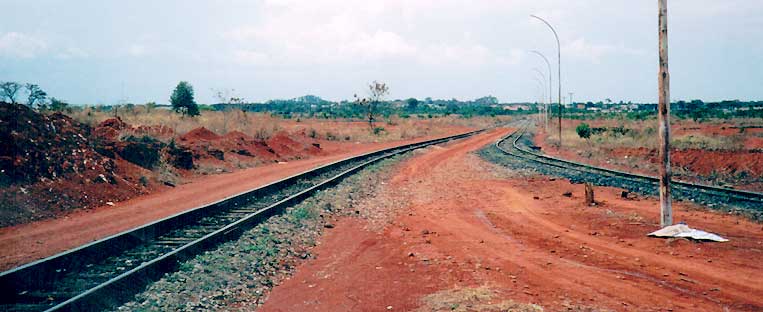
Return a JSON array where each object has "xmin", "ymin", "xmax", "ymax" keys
[
  {"xmin": 261, "ymin": 128, "xmax": 763, "ymax": 311},
  {"xmin": 0, "ymin": 134, "xmax": 464, "ymax": 271}
]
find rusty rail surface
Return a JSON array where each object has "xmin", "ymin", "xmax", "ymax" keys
[{"xmin": 494, "ymin": 125, "xmax": 763, "ymax": 205}]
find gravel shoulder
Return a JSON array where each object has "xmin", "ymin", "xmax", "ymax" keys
[{"xmin": 117, "ymin": 151, "xmax": 416, "ymax": 311}]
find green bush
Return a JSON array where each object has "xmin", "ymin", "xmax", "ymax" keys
[{"xmin": 576, "ymin": 123, "xmax": 591, "ymax": 140}]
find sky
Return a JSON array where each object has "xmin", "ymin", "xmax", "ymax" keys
[{"xmin": 1, "ymin": 0, "xmax": 762, "ymax": 104}]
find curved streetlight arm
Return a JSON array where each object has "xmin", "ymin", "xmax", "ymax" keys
[
  {"xmin": 531, "ymin": 77, "xmax": 546, "ymax": 121},
  {"xmin": 531, "ymin": 77, "xmax": 546, "ymax": 98},
  {"xmin": 532, "ymin": 68, "xmax": 546, "ymax": 90},
  {"xmin": 530, "ymin": 14, "xmax": 562, "ymax": 148},
  {"xmin": 530, "ymin": 50, "xmax": 553, "ymax": 106}
]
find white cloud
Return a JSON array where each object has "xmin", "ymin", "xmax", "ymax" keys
[
  {"xmin": 232, "ymin": 49, "xmax": 271, "ymax": 65},
  {"xmin": 56, "ymin": 46, "xmax": 89, "ymax": 59},
  {"xmin": 0, "ymin": 32, "xmax": 47, "ymax": 58},
  {"xmin": 223, "ymin": 0, "xmax": 521, "ymax": 67},
  {"xmin": 128, "ymin": 44, "xmax": 149, "ymax": 57},
  {"xmin": 563, "ymin": 38, "xmax": 645, "ymax": 64}
]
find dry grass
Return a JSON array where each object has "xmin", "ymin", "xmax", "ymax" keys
[
  {"xmin": 417, "ymin": 286, "xmax": 543, "ymax": 312},
  {"xmin": 672, "ymin": 134, "xmax": 745, "ymax": 151},
  {"xmin": 282, "ymin": 115, "xmax": 511, "ymax": 143},
  {"xmin": 67, "ymin": 106, "xmax": 510, "ymax": 143},
  {"xmin": 544, "ymin": 119, "xmax": 750, "ymax": 152},
  {"xmin": 68, "ymin": 106, "xmax": 282, "ymax": 140}
]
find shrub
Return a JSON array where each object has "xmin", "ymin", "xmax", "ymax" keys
[{"xmin": 576, "ymin": 123, "xmax": 591, "ymax": 140}]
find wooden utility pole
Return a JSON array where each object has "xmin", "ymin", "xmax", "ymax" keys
[{"xmin": 658, "ymin": 0, "xmax": 673, "ymax": 227}]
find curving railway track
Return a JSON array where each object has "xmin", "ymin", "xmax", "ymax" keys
[
  {"xmin": 0, "ymin": 130, "xmax": 483, "ymax": 312},
  {"xmin": 491, "ymin": 124, "xmax": 763, "ymax": 217}
]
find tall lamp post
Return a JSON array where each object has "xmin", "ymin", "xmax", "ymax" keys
[
  {"xmin": 533, "ymin": 67, "xmax": 551, "ymax": 132},
  {"xmin": 530, "ymin": 15, "xmax": 562, "ymax": 148},
  {"xmin": 533, "ymin": 67, "xmax": 551, "ymax": 133},
  {"xmin": 658, "ymin": 0, "xmax": 672, "ymax": 227},
  {"xmin": 531, "ymin": 76, "xmax": 546, "ymax": 124},
  {"xmin": 530, "ymin": 50, "xmax": 553, "ymax": 131}
]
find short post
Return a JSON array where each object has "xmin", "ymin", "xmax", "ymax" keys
[
  {"xmin": 584, "ymin": 183, "xmax": 595, "ymax": 206},
  {"xmin": 658, "ymin": 0, "xmax": 673, "ymax": 227}
]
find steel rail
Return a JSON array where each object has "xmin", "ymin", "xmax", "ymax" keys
[
  {"xmin": 0, "ymin": 129, "xmax": 484, "ymax": 312},
  {"xmin": 494, "ymin": 125, "xmax": 763, "ymax": 204}
]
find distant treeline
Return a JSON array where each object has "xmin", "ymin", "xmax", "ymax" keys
[
  {"xmin": 210, "ymin": 95, "xmax": 536, "ymax": 119},
  {"xmin": 208, "ymin": 96, "xmax": 762, "ymax": 120}
]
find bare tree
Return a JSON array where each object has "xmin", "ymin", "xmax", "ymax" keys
[
  {"xmin": 1, "ymin": 82, "xmax": 22, "ymax": 104},
  {"xmin": 26, "ymin": 84, "xmax": 47, "ymax": 107},
  {"xmin": 354, "ymin": 81, "xmax": 389, "ymax": 128},
  {"xmin": 214, "ymin": 88, "xmax": 246, "ymax": 133}
]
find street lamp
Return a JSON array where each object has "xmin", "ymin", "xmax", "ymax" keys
[
  {"xmin": 530, "ymin": 50, "xmax": 553, "ymax": 129},
  {"xmin": 531, "ymin": 76, "xmax": 546, "ymax": 124},
  {"xmin": 530, "ymin": 14, "xmax": 562, "ymax": 148},
  {"xmin": 532, "ymin": 67, "xmax": 549, "ymax": 130}
]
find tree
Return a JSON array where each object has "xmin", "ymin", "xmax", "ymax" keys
[
  {"xmin": 49, "ymin": 97, "xmax": 69, "ymax": 112},
  {"xmin": 406, "ymin": 98, "xmax": 419, "ymax": 111},
  {"xmin": 354, "ymin": 80, "xmax": 389, "ymax": 128},
  {"xmin": 576, "ymin": 122, "xmax": 591, "ymax": 141},
  {"xmin": 1, "ymin": 82, "xmax": 22, "ymax": 104},
  {"xmin": 170, "ymin": 81, "xmax": 199, "ymax": 116},
  {"xmin": 213, "ymin": 88, "xmax": 246, "ymax": 133},
  {"xmin": 25, "ymin": 84, "xmax": 47, "ymax": 107}
]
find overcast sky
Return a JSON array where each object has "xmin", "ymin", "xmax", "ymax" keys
[{"xmin": 1, "ymin": 0, "xmax": 762, "ymax": 104}]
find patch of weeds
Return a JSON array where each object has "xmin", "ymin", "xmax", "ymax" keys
[
  {"xmin": 325, "ymin": 131, "xmax": 338, "ymax": 141},
  {"xmin": 289, "ymin": 206, "xmax": 314, "ymax": 223}
]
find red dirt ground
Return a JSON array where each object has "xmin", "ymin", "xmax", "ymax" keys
[
  {"xmin": 0, "ymin": 130, "xmax": 468, "ymax": 271},
  {"xmin": 260, "ymin": 129, "xmax": 763, "ymax": 311}
]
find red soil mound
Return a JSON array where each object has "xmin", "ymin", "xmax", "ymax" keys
[
  {"xmin": 266, "ymin": 131, "xmax": 323, "ymax": 159},
  {"xmin": 0, "ymin": 103, "xmax": 114, "ymax": 184},
  {"xmin": 0, "ymin": 102, "xmax": 149, "ymax": 226},
  {"xmin": 92, "ymin": 117, "xmax": 128, "ymax": 141},
  {"xmin": 177, "ymin": 128, "xmax": 324, "ymax": 165},
  {"xmin": 133, "ymin": 124, "xmax": 174, "ymax": 140},
  {"xmin": 223, "ymin": 130, "xmax": 253, "ymax": 141},
  {"xmin": 180, "ymin": 127, "xmax": 221, "ymax": 141}
]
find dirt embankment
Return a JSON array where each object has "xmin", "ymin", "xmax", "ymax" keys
[
  {"xmin": 0, "ymin": 103, "xmax": 152, "ymax": 226},
  {"xmin": 533, "ymin": 125, "xmax": 763, "ymax": 191},
  {"xmin": 0, "ymin": 102, "xmax": 327, "ymax": 227}
]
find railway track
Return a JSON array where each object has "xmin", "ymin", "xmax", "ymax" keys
[
  {"xmin": 0, "ymin": 129, "xmax": 483, "ymax": 312},
  {"xmin": 492, "ymin": 124, "xmax": 763, "ymax": 215}
]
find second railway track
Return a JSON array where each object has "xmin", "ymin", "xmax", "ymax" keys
[
  {"xmin": 0, "ymin": 129, "xmax": 484, "ymax": 312},
  {"xmin": 489, "ymin": 123, "xmax": 763, "ymax": 218}
]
